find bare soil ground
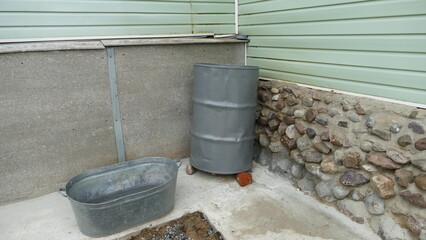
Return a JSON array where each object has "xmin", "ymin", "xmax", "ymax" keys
[{"xmin": 128, "ymin": 212, "xmax": 224, "ymax": 240}]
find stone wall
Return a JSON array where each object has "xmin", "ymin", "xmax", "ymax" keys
[{"xmin": 254, "ymin": 79, "xmax": 426, "ymax": 240}]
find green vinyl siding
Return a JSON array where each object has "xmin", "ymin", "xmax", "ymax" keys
[
  {"xmin": 0, "ymin": 0, "xmax": 235, "ymax": 40},
  {"xmin": 239, "ymin": 0, "xmax": 426, "ymax": 104}
]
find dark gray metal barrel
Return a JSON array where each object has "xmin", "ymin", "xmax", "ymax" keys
[{"xmin": 190, "ymin": 63, "xmax": 259, "ymax": 174}]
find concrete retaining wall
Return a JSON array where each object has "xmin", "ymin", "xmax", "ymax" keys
[{"xmin": 0, "ymin": 39, "xmax": 246, "ymax": 205}]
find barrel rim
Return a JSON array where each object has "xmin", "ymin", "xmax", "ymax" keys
[{"xmin": 194, "ymin": 63, "xmax": 259, "ymax": 70}]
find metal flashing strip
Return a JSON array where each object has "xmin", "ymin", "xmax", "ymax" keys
[
  {"xmin": 106, "ymin": 47, "xmax": 126, "ymax": 162},
  {"xmin": 0, "ymin": 33, "xmax": 215, "ymax": 44},
  {"xmin": 101, "ymin": 38, "xmax": 247, "ymax": 47}
]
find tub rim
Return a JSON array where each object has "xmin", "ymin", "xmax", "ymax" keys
[{"xmin": 62, "ymin": 157, "xmax": 180, "ymax": 206}]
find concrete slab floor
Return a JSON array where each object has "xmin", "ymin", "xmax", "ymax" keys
[{"xmin": 0, "ymin": 158, "xmax": 380, "ymax": 240}]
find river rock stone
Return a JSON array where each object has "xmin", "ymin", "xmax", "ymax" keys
[
  {"xmin": 362, "ymin": 164, "xmax": 377, "ymax": 172},
  {"xmin": 347, "ymin": 112, "xmax": 360, "ymax": 123},
  {"xmin": 259, "ymin": 134, "xmax": 270, "ymax": 147},
  {"xmin": 340, "ymin": 171, "xmax": 369, "ymax": 186},
  {"xmin": 409, "ymin": 111, "xmax": 419, "ymax": 119},
  {"xmin": 364, "ymin": 193, "xmax": 385, "ymax": 215},
  {"xmin": 334, "ymin": 149, "xmax": 344, "ymax": 163},
  {"xmin": 332, "ymin": 184, "xmax": 351, "ymax": 199},
  {"xmin": 370, "ymin": 129, "xmax": 392, "ymax": 141},
  {"xmin": 295, "ymin": 123, "xmax": 306, "ymax": 134},
  {"xmin": 258, "ymin": 91, "xmax": 269, "ymax": 103},
  {"xmin": 258, "ymin": 148, "xmax": 273, "ymax": 166},
  {"xmin": 415, "ymin": 174, "xmax": 426, "ymax": 190},
  {"xmin": 311, "ymin": 91, "xmax": 321, "ymax": 101},
  {"xmin": 297, "ymin": 176, "xmax": 315, "ymax": 193},
  {"xmin": 305, "ymin": 109, "xmax": 316, "ymax": 122},
  {"xmin": 268, "ymin": 118, "xmax": 280, "ymax": 130},
  {"xmin": 285, "ymin": 124, "xmax": 296, "ymax": 139},
  {"xmin": 275, "ymin": 100, "xmax": 286, "ymax": 110},
  {"xmin": 321, "ymin": 157, "xmax": 338, "ymax": 174},
  {"xmin": 354, "ymin": 103, "xmax": 366, "ymax": 115},
  {"xmin": 353, "ymin": 128, "xmax": 368, "ymax": 133},
  {"xmin": 314, "ymin": 141, "xmax": 331, "ymax": 154},
  {"xmin": 294, "ymin": 109, "xmax": 306, "ymax": 118},
  {"xmin": 282, "ymin": 115, "xmax": 295, "ymax": 125},
  {"xmin": 281, "ymin": 136, "xmax": 297, "ymax": 150},
  {"xmin": 286, "ymin": 95, "xmax": 298, "ymax": 106},
  {"xmin": 320, "ymin": 131, "xmax": 330, "ymax": 141},
  {"xmin": 286, "ymin": 106, "xmax": 296, "ymax": 116},
  {"xmin": 386, "ymin": 148, "xmax": 410, "ymax": 164},
  {"xmin": 315, "ymin": 117, "xmax": 328, "ymax": 126},
  {"xmin": 398, "ymin": 135, "xmax": 412, "ymax": 147},
  {"xmin": 271, "ymin": 94, "xmax": 280, "ymax": 101},
  {"xmin": 297, "ymin": 137, "xmax": 311, "ymax": 151},
  {"xmin": 186, "ymin": 164, "xmax": 196, "ymax": 175},
  {"xmin": 338, "ymin": 121, "xmax": 349, "ymax": 128},
  {"xmin": 270, "ymin": 151, "xmax": 292, "ymax": 174},
  {"xmin": 372, "ymin": 142, "xmax": 386, "ymax": 152},
  {"xmin": 351, "ymin": 190, "xmax": 365, "ymax": 201},
  {"xmin": 303, "ymin": 151, "xmax": 323, "ymax": 163},
  {"xmin": 291, "ymin": 89, "xmax": 301, "ymax": 98},
  {"xmin": 366, "ymin": 153, "xmax": 402, "ymax": 169},
  {"xmin": 258, "ymin": 116, "xmax": 268, "ymax": 125},
  {"xmin": 271, "ymin": 87, "xmax": 279, "ymax": 94},
  {"xmin": 290, "ymin": 150, "xmax": 305, "ymax": 165},
  {"xmin": 329, "ymin": 108, "xmax": 341, "ymax": 117},
  {"xmin": 330, "ymin": 135, "xmax": 343, "ymax": 146},
  {"xmin": 269, "ymin": 141, "xmax": 285, "ymax": 153},
  {"xmin": 306, "ymin": 128, "xmax": 316, "ymax": 139},
  {"xmin": 324, "ymin": 95, "xmax": 333, "ymax": 104},
  {"xmin": 276, "ymin": 113, "xmax": 285, "ymax": 122},
  {"xmin": 409, "ymin": 121, "xmax": 425, "ymax": 134},
  {"xmin": 341, "ymin": 100, "xmax": 351, "ymax": 111},
  {"xmin": 315, "ymin": 180, "xmax": 336, "ymax": 202},
  {"xmin": 415, "ymin": 138, "xmax": 426, "ymax": 151},
  {"xmin": 371, "ymin": 174, "xmax": 396, "ymax": 199},
  {"xmin": 366, "ymin": 117, "xmax": 375, "ymax": 128},
  {"xmin": 342, "ymin": 152, "xmax": 361, "ymax": 169},
  {"xmin": 318, "ymin": 108, "xmax": 328, "ymax": 114},
  {"xmin": 302, "ymin": 96, "xmax": 314, "ymax": 107},
  {"xmin": 291, "ymin": 163, "xmax": 304, "ymax": 179},
  {"xmin": 395, "ymin": 169, "xmax": 414, "ymax": 188},
  {"xmin": 407, "ymin": 214, "xmax": 426, "ymax": 238},
  {"xmin": 389, "ymin": 123, "xmax": 402, "ymax": 133},
  {"xmin": 360, "ymin": 141, "xmax": 373, "ymax": 152},
  {"xmin": 412, "ymin": 159, "xmax": 426, "ymax": 171},
  {"xmin": 278, "ymin": 122, "xmax": 288, "ymax": 135},
  {"xmin": 400, "ymin": 191, "xmax": 426, "ymax": 208},
  {"xmin": 306, "ymin": 163, "xmax": 332, "ymax": 181}
]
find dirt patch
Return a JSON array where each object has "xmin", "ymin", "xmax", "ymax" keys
[{"xmin": 128, "ymin": 212, "xmax": 224, "ymax": 240}]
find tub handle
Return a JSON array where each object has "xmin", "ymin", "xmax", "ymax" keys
[
  {"xmin": 59, "ymin": 188, "xmax": 68, "ymax": 198},
  {"xmin": 176, "ymin": 160, "xmax": 182, "ymax": 168}
]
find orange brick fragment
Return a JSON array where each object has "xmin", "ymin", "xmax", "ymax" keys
[{"xmin": 236, "ymin": 172, "xmax": 252, "ymax": 187}]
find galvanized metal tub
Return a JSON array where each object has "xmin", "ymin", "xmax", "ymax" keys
[
  {"xmin": 190, "ymin": 63, "xmax": 259, "ymax": 174},
  {"xmin": 61, "ymin": 157, "xmax": 181, "ymax": 238}
]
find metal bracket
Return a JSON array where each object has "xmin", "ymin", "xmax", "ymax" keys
[{"xmin": 107, "ymin": 47, "xmax": 126, "ymax": 162}]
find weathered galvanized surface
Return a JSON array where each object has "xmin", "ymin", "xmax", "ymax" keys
[
  {"xmin": 64, "ymin": 157, "xmax": 180, "ymax": 237},
  {"xmin": 190, "ymin": 63, "xmax": 259, "ymax": 174}
]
